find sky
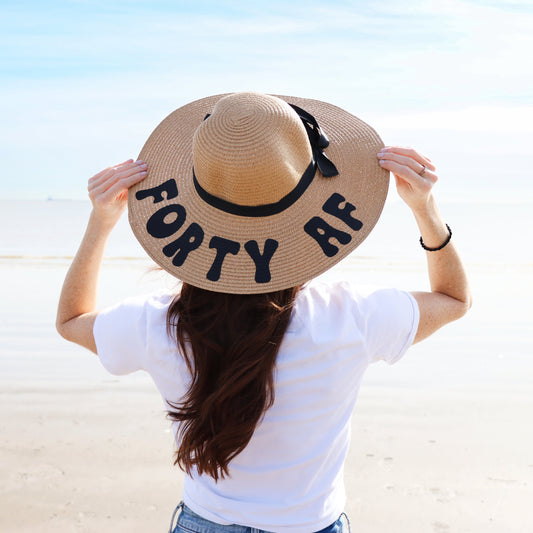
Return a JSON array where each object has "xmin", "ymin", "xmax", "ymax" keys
[{"xmin": 1, "ymin": 0, "xmax": 532, "ymax": 200}]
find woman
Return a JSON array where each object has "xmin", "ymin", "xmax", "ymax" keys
[{"xmin": 57, "ymin": 92, "xmax": 471, "ymax": 533}]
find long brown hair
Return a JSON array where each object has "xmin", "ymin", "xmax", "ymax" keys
[{"xmin": 166, "ymin": 283, "xmax": 299, "ymax": 480}]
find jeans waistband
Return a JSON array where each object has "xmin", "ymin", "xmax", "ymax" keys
[{"xmin": 169, "ymin": 502, "xmax": 351, "ymax": 533}]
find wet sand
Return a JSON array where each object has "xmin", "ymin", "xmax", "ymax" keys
[{"xmin": 1, "ymin": 257, "xmax": 531, "ymax": 532}]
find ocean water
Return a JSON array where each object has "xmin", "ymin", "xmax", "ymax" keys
[
  {"xmin": 1, "ymin": 198, "xmax": 531, "ymax": 264},
  {"xmin": 0, "ymin": 198, "xmax": 532, "ymax": 390}
]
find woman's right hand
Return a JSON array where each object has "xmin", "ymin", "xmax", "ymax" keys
[
  {"xmin": 377, "ymin": 146, "xmax": 471, "ymax": 343},
  {"xmin": 377, "ymin": 146, "xmax": 437, "ymax": 213}
]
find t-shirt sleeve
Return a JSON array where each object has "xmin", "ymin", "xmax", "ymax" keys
[
  {"xmin": 342, "ymin": 283, "xmax": 420, "ymax": 365},
  {"xmin": 93, "ymin": 293, "xmax": 169, "ymax": 375}
]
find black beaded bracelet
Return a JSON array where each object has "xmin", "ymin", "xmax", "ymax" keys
[{"xmin": 420, "ymin": 224, "xmax": 452, "ymax": 251}]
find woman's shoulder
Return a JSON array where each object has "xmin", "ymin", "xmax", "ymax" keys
[
  {"xmin": 119, "ymin": 288, "xmax": 177, "ymax": 308},
  {"xmin": 296, "ymin": 279, "xmax": 412, "ymax": 319},
  {"xmin": 293, "ymin": 279, "xmax": 365, "ymax": 322},
  {"xmin": 299, "ymin": 278, "xmax": 382, "ymax": 302},
  {"xmin": 98, "ymin": 289, "xmax": 178, "ymax": 325}
]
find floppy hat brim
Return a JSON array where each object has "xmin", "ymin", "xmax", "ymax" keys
[{"xmin": 128, "ymin": 93, "xmax": 388, "ymax": 294}]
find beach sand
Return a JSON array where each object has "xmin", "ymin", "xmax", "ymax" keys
[{"xmin": 1, "ymin": 256, "xmax": 532, "ymax": 532}]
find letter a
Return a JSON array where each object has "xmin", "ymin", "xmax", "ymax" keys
[{"xmin": 303, "ymin": 217, "xmax": 351, "ymax": 257}]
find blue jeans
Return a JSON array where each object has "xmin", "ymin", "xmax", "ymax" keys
[{"xmin": 170, "ymin": 502, "xmax": 351, "ymax": 533}]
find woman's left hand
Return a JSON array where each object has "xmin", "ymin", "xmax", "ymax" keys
[
  {"xmin": 87, "ymin": 159, "xmax": 147, "ymax": 228},
  {"xmin": 56, "ymin": 158, "xmax": 147, "ymax": 353}
]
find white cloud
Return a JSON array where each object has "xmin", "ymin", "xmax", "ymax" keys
[
  {"xmin": 371, "ymin": 105, "xmax": 533, "ymax": 133},
  {"xmin": 1, "ymin": 0, "xmax": 532, "ymax": 198}
]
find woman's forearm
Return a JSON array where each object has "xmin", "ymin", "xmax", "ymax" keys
[
  {"xmin": 56, "ymin": 160, "xmax": 147, "ymax": 352},
  {"xmin": 377, "ymin": 146, "xmax": 471, "ymax": 342},
  {"xmin": 411, "ymin": 195, "xmax": 471, "ymax": 309},
  {"xmin": 56, "ymin": 213, "xmax": 113, "ymax": 328}
]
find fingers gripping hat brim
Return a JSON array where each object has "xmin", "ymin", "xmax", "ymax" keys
[{"xmin": 128, "ymin": 93, "xmax": 388, "ymax": 294}]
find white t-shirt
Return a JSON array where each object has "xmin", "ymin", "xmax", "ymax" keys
[{"xmin": 94, "ymin": 280, "xmax": 419, "ymax": 533}]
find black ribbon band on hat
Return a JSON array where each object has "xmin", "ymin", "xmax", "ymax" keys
[
  {"xmin": 193, "ymin": 161, "xmax": 316, "ymax": 218},
  {"xmin": 193, "ymin": 104, "xmax": 339, "ymax": 218}
]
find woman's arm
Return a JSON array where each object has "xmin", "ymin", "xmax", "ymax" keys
[
  {"xmin": 377, "ymin": 147, "xmax": 472, "ymax": 343},
  {"xmin": 56, "ymin": 159, "xmax": 147, "ymax": 352}
]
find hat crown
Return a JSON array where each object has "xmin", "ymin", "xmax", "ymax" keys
[{"xmin": 192, "ymin": 92, "xmax": 312, "ymax": 207}]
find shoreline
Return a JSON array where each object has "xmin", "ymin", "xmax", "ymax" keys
[{"xmin": 1, "ymin": 248, "xmax": 531, "ymax": 532}]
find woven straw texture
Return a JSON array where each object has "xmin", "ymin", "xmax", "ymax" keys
[{"xmin": 128, "ymin": 93, "xmax": 388, "ymax": 294}]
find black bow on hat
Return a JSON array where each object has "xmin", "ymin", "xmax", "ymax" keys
[{"xmin": 289, "ymin": 103, "xmax": 339, "ymax": 178}]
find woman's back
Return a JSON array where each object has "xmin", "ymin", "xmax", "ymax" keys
[{"xmin": 94, "ymin": 280, "xmax": 419, "ymax": 531}]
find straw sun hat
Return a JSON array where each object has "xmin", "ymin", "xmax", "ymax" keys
[{"xmin": 128, "ymin": 92, "xmax": 388, "ymax": 294}]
